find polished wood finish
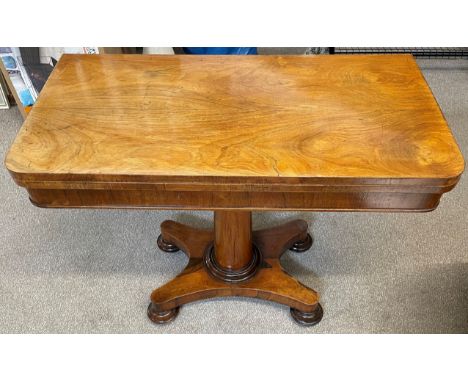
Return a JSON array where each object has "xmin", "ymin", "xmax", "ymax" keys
[
  {"xmin": 157, "ymin": 234, "xmax": 180, "ymax": 253},
  {"xmin": 147, "ymin": 305, "xmax": 180, "ymax": 324},
  {"xmin": 149, "ymin": 216, "xmax": 320, "ymax": 325},
  {"xmin": 288, "ymin": 234, "xmax": 313, "ymax": 252},
  {"xmin": 25, "ymin": 188, "xmax": 447, "ymax": 212},
  {"xmin": 206, "ymin": 211, "xmax": 259, "ymax": 282},
  {"xmin": 4, "ymin": 54, "xmax": 464, "ymax": 325},
  {"xmin": 214, "ymin": 211, "xmax": 253, "ymax": 270},
  {"xmin": 291, "ymin": 303, "xmax": 323, "ymax": 326},
  {"xmin": 5, "ymin": 54, "xmax": 464, "ymax": 212}
]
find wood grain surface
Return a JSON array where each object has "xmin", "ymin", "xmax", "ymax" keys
[{"xmin": 4, "ymin": 54, "xmax": 464, "ymax": 210}]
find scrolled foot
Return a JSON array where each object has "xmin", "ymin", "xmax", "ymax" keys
[
  {"xmin": 290, "ymin": 303, "xmax": 323, "ymax": 326},
  {"xmin": 157, "ymin": 234, "xmax": 180, "ymax": 253},
  {"xmin": 147, "ymin": 303, "xmax": 180, "ymax": 324},
  {"xmin": 290, "ymin": 233, "xmax": 313, "ymax": 252}
]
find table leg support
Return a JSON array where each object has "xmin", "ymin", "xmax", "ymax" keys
[{"xmin": 148, "ymin": 211, "xmax": 322, "ymax": 326}]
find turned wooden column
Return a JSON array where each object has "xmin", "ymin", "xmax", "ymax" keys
[
  {"xmin": 214, "ymin": 211, "xmax": 253, "ymax": 269},
  {"xmin": 205, "ymin": 210, "xmax": 260, "ymax": 282}
]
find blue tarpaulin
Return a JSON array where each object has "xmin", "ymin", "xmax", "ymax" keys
[{"xmin": 183, "ymin": 47, "xmax": 257, "ymax": 55}]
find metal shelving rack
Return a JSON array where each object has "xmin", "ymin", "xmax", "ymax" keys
[{"xmin": 329, "ymin": 47, "xmax": 468, "ymax": 58}]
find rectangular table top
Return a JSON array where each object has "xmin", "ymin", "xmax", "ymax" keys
[{"xmin": 5, "ymin": 54, "xmax": 464, "ymax": 211}]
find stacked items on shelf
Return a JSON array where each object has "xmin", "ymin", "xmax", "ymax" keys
[
  {"xmin": 0, "ymin": 47, "xmax": 36, "ymax": 107},
  {"xmin": 0, "ymin": 47, "xmax": 98, "ymax": 118}
]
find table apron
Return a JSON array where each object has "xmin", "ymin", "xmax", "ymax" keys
[{"xmin": 26, "ymin": 188, "xmax": 442, "ymax": 212}]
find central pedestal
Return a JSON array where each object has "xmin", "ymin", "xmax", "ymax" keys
[
  {"xmin": 148, "ymin": 211, "xmax": 322, "ymax": 326},
  {"xmin": 205, "ymin": 211, "xmax": 260, "ymax": 283}
]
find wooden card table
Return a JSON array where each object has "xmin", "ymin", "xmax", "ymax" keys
[{"xmin": 5, "ymin": 54, "xmax": 464, "ymax": 326}]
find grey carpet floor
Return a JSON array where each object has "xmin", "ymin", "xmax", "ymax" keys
[{"xmin": 0, "ymin": 59, "xmax": 467, "ymax": 333}]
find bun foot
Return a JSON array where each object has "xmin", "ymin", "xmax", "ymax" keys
[
  {"xmin": 290, "ymin": 303, "xmax": 323, "ymax": 326},
  {"xmin": 147, "ymin": 303, "xmax": 180, "ymax": 324},
  {"xmin": 290, "ymin": 233, "xmax": 313, "ymax": 252},
  {"xmin": 157, "ymin": 234, "xmax": 180, "ymax": 253}
]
